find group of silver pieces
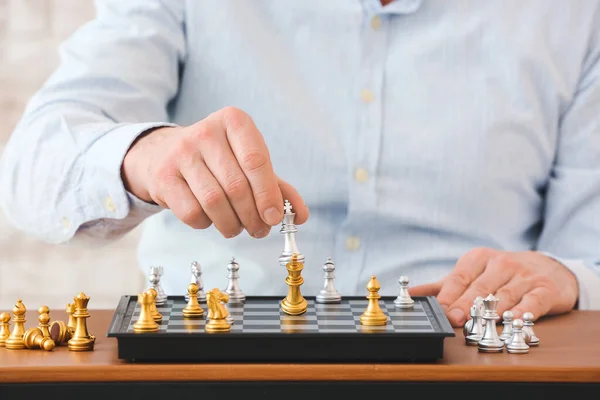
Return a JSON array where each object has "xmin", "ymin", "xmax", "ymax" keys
[
  {"xmin": 463, "ymin": 294, "xmax": 540, "ymax": 354},
  {"xmin": 145, "ymin": 200, "xmax": 416, "ymax": 319}
]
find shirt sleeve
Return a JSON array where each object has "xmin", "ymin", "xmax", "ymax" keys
[
  {"xmin": 536, "ymin": 12, "xmax": 600, "ymax": 310},
  {"xmin": 0, "ymin": 0, "xmax": 186, "ymax": 245}
]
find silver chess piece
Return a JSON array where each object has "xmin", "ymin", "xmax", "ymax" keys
[
  {"xmin": 506, "ymin": 318, "xmax": 529, "ymax": 354},
  {"xmin": 465, "ymin": 297, "xmax": 485, "ymax": 345},
  {"xmin": 463, "ymin": 296, "xmax": 484, "ymax": 337},
  {"xmin": 279, "ymin": 200, "xmax": 304, "ymax": 268},
  {"xmin": 477, "ymin": 294, "xmax": 504, "ymax": 353},
  {"xmin": 185, "ymin": 261, "xmax": 206, "ymax": 303},
  {"xmin": 147, "ymin": 266, "xmax": 167, "ymax": 306},
  {"xmin": 393, "ymin": 276, "xmax": 415, "ymax": 309},
  {"xmin": 316, "ymin": 257, "xmax": 342, "ymax": 303},
  {"xmin": 499, "ymin": 310, "xmax": 514, "ymax": 341},
  {"xmin": 224, "ymin": 257, "xmax": 246, "ymax": 304},
  {"xmin": 522, "ymin": 312, "xmax": 540, "ymax": 346}
]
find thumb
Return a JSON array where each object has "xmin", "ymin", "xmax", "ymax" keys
[
  {"xmin": 408, "ymin": 280, "xmax": 443, "ymax": 297},
  {"xmin": 277, "ymin": 177, "xmax": 309, "ymax": 225}
]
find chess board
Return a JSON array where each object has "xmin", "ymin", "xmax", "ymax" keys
[{"xmin": 106, "ymin": 295, "xmax": 455, "ymax": 362}]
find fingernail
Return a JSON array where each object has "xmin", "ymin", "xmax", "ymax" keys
[
  {"xmin": 449, "ymin": 308, "xmax": 465, "ymax": 324},
  {"xmin": 263, "ymin": 207, "xmax": 281, "ymax": 225},
  {"xmin": 252, "ymin": 227, "xmax": 270, "ymax": 238}
]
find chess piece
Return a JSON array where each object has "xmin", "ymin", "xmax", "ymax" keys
[
  {"xmin": 49, "ymin": 303, "xmax": 76, "ymax": 346},
  {"xmin": 224, "ymin": 257, "xmax": 246, "ymax": 304},
  {"xmin": 147, "ymin": 265, "xmax": 167, "ymax": 306},
  {"xmin": 499, "ymin": 310, "xmax": 514, "ymax": 341},
  {"xmin": 132, "ymin": 291, "xmax": 160, "ymax": 332},
  {"xmin": 38, "ymin": 305, "xmax": 51, "ymax": 338},
  {"xmin": 465, "ymin": 297, "xmax": 485, "ymax": 345},
  {"xmin": 67, "ymin": 302, "xmax": 76, "ymax": 330},
  {"xmin": 393, "ymin": 276, "xmax": 415, "ymax": 309},
  {"xmin": 68, "ymin": 292, "xmax": 95, "ymax": 351},
  {"xmin": 205, "ymin": 288, "xmax": 231, "ymax": 333},
  {"xmin": 5, "ymin": 299, "xmax": 27, "ymax": 350},
  {"xmin": 183, "ymin": 283, "xmax": 205, "ymax": 318},
  {"xmin": 279, "ymin": 200, "xmax": 304, "ymax": 268},
  {"xmin": 146, "ymin": 288, "xmax": 163, "ymax": 322},
  {"xmin": 280, "ymin": 253, "xmax": 308, "ymax": 315},
  {"xmin": 316, "ymin": 257, "xmax": 342, "ymax": 303},
  {"xmin": 463, "ymin": 296, "xmax": 483, "ymax": 337},
  {"xmin": 360, "ymin": 276, "xmax": 388, "ymax": 326},
  {"xmin": 0, "ymin": 312, "xmax": 11, "ymax": 347},
  {"xmin": 477, "ymin": 294, "xmax": 504, "ymax": 353},
  {"xmin": 522, "ymin": 312, "xmax": 540, "ymax": 346},
  {"xmin": 185, "ymin": 261, "xmax": 207, "ymax": 302},
  {"xmin": 506, "ymin": 318, "xmax": 529, "ymax": 354},
  {"xmin": 23, "ymin": 328, "xmax": 55, "ymax": 351}
]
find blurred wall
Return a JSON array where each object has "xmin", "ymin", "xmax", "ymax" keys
[{"xmin": 0, "ymin": 0, "xmax": 146, "ymax": 312}]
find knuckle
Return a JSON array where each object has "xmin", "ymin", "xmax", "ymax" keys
[
  {"xmin": 527, "ymin": 291, "xmax": 546, "ymax": 310},
  {"xmin": 221, "ymin": 106, "xmax": 249, "ymax": 131},
  {"xmin": 191, "ymin": 123, "xmax": 215, "ymax": 143},
  {"xmin": 461, "ymin": 247, "xmax": 495, "ymax": 264},
  {"xmin": 449, "ymin": 270, "xmax": 472, "ymax": 288},
  {"xmin": 497, "ymin": 289, "xmax": 520, "ymax": 307},
  {"xmin": 240, "ymin": 150, "xmax": 269, "ymax": 173},
  {"xmin": 223, "ymin": 175, "xmax": 249, "ymax": 199},
  {"xmin": 202, "ymin": 188, "xmax": 223, "ymax": 208},
  {"xmin": 471, "ymin": 281, "xmax": 492, "ymax": 295},
  {"xmin": 180, "ymin": 206, "xmax": 203, "ymax": 227}
]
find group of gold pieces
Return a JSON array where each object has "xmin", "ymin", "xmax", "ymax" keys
[{"xmin": 0, "ymin": 292, "xmax": 95, "ymax": 352}]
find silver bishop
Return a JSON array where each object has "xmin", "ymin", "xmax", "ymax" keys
[
  {"xmin": 224, "ymin": 257, "xmax": 246, "ymax": 304},
  {"xmin": 316, "ymin": 257, "xmax": 341, "ymax": 303}
]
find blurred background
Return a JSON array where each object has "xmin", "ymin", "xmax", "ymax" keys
[{"xmin": 0, "ymin": 0, "xmax": 145, "ymax": 311}]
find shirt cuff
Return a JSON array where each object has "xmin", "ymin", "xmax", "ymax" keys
[{"xmin": 541, "ymin": 252, "xmax": 600, "ymax": 310}]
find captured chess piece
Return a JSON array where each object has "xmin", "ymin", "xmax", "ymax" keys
[
  {"xmin": 5, "ymin": 299, "xmax": 27, "ymax": 350},
  {"xmin": 50, "ymin": 303, "xmax": 76, "ymax": 346},
  {"xmin": 279, "ymin": 199, "xmax": 304, "ymax": 268},
  {"xmin": 183, "ymin": 283, "xmax": 205, "ymax": 318},
  {"xmin": 23, "ymin": 327, "xmax": 55, "ymax": 351},
  {"xmin": 185, "ymin": 261, "xmax": 206, "ymax": 302},
  {"xmin": 506, "ymin": 318, "xmax": 529, "ymax": 354},
  {"xmin": 316, "ymin": 257, "xmax": 342, "ymax": 303},
  {"xmin": 147, "ymin": 265, "xmax": 167, "ymax": 306},
  {"xmin": 224, "ymin": 257, "xmax": 246, "ymax": 304},
  {"xmin": 0, "ymin": 312, "xmax": 10, "ymax": 347},
  {"xmin": 146, "ymin": 288, "xmax": 163, "ymax": 322},
  {"xmin": 133, "ymin": 291, "xmax": 160, "ymax": 333},
  {"xmin": 522, "ymin": 312, "xmax": 540, "ymax": 346},
  {"xmin": 477, "ymin": 294, "xmax": 504, "ymax": 353},
  {"xmin": 465, "ymin": 297, "xmax": 485, "ymax": 345},
  {"xmin": 360, "ymin": 276, "xmax": 388, "ymax": 326},
  {"xmin": 205, "ymin": 288, "xmax": 231, "ymax": 333},
  {"xmin": 68, "ymin": 292, "xmax": 95, "ymax": 351},
  {"xmin": 499, "ymin": 310, "xmax": 514, "ymax": 341},
  {"xmin": 280, "ymin": 253, "xmax": 308, "ymax": 315},
  {"xmin": 38, "ymin": 305, "xmax": 52, "ymax": 338},
  {"xmin": 393, "ymin": 275, "xmax": 415, "ymax": 309}
]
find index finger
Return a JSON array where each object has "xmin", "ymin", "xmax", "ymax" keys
[{"xmin": 214, "ymin": 107, "xmax": 284, "ymax": 226}]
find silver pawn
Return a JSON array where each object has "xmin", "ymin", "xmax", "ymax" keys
[
  {"xmin": 185, "ymin": 261, "xmax": 206, "ymax": 303},
  {"xmin": 477, "ymin": 294, "xmax": 504, "ymax": 353},
  {"xmin": 147, "ymin": 266, "xmax": 167, "ymax": 306},
  {"xmin": 393, "ymin": 276, "xmax": 414, "ymax": 309},
  {"xmin": 522, "ymin": 312, "xmax": 540, "ymax": 346},
  {"xmin": 316, "ymin": 257, "xmax": 342, "ymax": 303},
  {"xmin": 224, "ymin": 257, "xmax": 246, "ymax": 304},
  {"xmin": 465, "ymin": 297, "xmax": 485, "ymax": 345},
  {"xmin": 506, "ymin": 319, "xmax": 529, "ymax": 354},
  {"xmin": 499, "ymin": 310, "xmax": 514, "ymax": 341},
  {"xmin": 279, "ymin": 200, "xmax": 304, "ymax": 268}
]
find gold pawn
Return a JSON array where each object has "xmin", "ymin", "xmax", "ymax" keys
[
  {"xmin": 67, "ymin": 302, "xmax": 76, "ymax": 331},
  {"xmin": 132, "ymin": 291, "xmax": 159, "ymax": 333},
  {"xmin": 280, "ymin": 253, "xmax": 308, "ymax": 316},
  {"xmin": 0, "ymin": 312, "xmax": 10, "ymax": 347},
  {"xmin": 68, "ymin": 292, "xmax": 95, "ymax": 351},
  {"xmin": 182, "ymin": 283, "xmax": 204, "ymax": 318},
  {"xmin": 360, "ymin": 276, "xmax": 388, "ymax": 326},
  {"xmin": 49, "ymin": 303, "xmax": 76, "ymax": 346},
  {"xmin": 38, "ymin": 305, "xmax": 51, "ymax": 337},
  {"xmin": 23, "ymin": 327, "xmax": 55, "ymax": 351},
  {"xmin": 145, "ymin": 288, "xmax": 163, "ymax": 322},
  {"xmin": 5, "ymin": 299, "xmax": 27, "ymax": 350}
]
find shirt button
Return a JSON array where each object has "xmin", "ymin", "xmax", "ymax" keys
[
  {"xmin": 360, "ymin": 89, "xmax": 375, "ymax": 103},
  {"xmin": 354, "ymin": 168, "xmax": 369, "ymax": 183},
  {"xmin": 371, "ymin": 15, "xmax": 382, "ymax": 30},
  {"xmin": 104, "ymin": 196, "xmax": 116, "ymax": 212},
  {"xmin": 345, "ymin": 236, "xmax": 361, "ymax": 251}
]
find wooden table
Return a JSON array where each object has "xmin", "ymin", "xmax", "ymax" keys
[{"xmin": 0, "ymin": 309, "xmax": 598, "ymax": 399}]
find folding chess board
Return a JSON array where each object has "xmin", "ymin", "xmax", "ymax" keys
[{"xmin": 107, "ymin": 295, "xmax": 455, "ymax": 362}]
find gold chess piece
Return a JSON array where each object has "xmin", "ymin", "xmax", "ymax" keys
[
  {"xmin": 5, "ymin": 299, "xmax": 27, "ymax": 350},
  {"xmin": 0, "ymin": 312, "xmax": 11, "ymax": 347},
  {"xmin": 68, "ymin": 292, "xmax": 95, "ymax": 351},
  {"xmin": 23, "ymin": 327, "xmax": 55, "ymax": 351},
  {"xmin": 146, "ymin": 288, "xmax": 163, "ymax": 322},
  {"xmin": 182, "ymin": 283, "xmax": 204, "ymax": 318},
  {"xmin": 49, "ymin": 303, "xmax": 76, "ymax": 346},
  {"xmin": 38, "ymin": 305, "xmax": 51, "ymax": 337},
  {"xmin": 205, "ymin": 288, "xmax": 231, "ymax": 333},
  {"xmin": 280, "ymin": 253, "xmax": 308, "ymax": 316},
  {"xmin": 132, "ymin": 291, "xmax": 159, "ymax": 333},
  {"xmin": 360, "ymin": 276, "xmax": 388, "ymax": 326}
]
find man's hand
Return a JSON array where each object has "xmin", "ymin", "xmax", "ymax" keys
[
  {"xmin": 121, "ymin": 106, "xmax": 308, "ymax": 239},
  {"xmin": 409, "ymin": 248, "xmax": 579, "ymax": 327}
]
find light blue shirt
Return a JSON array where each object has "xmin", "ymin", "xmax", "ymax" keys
[{"xmin": 2, "ymin": 0, "xmax": 600, "ymax": 309}]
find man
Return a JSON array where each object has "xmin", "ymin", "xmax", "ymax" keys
[{"xmin": 1, "ymin": 0, "xmax": 599, "ymax": 328}]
